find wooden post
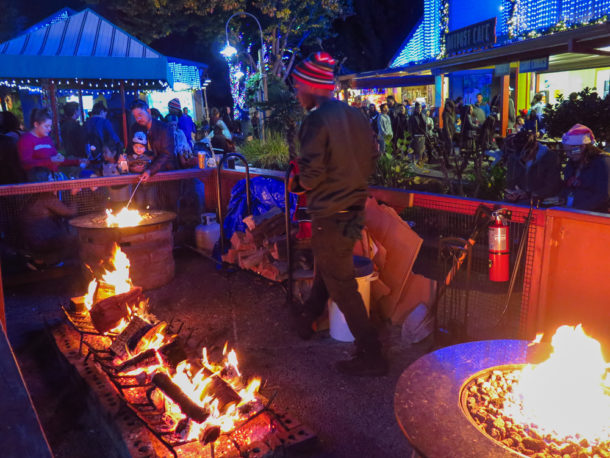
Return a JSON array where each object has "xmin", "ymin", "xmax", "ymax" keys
[
  {"xmin": 0, "ymin": 261, "xmax": 5, "ymax": 332},
  {"xmin": 514, "ymin": 64, "xmax": 520, "ymax": 115},
  {"xmin": 78, "ymin": 87, "xmax": 85, "ymax": 124},
  {"xmin": 119, "ymin": 81, "xmax": 128, "ymax": 147},
  {"xmin": 437, "ymin": 74, "xmax": 446, "ymax": 129},
  {"xmin": 500, "ymin": 74, "xmax": 509, "ymax": 136},
  {"xmin": 48, "ymin": 82, "xmax": 61, "ymax": 148}
]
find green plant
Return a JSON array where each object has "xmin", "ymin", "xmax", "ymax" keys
[
  {"xmin": 239, "ymin": 132, "xmax": 290, "ymax": 170},
  {"xmin": 544, "ymin": 88, "xmax": 610, "ymax": 143},
  {"xmin": 245, "ymin": 73, "xmax": 303, "ymax": 137},
  {"xmin": 371, "ymin": 152, "xmax": 416, "ymax": 188}
]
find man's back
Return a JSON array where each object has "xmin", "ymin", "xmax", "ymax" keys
[{"xmin": 298, "ymin": 99, "xmax": 378, "ymax": 217}]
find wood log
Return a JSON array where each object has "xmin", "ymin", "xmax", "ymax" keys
[
  {"xmin": 230, "ymin": 231, "xmax": 256, "ymax": 252},
  {"xmin": 115, "ymin": 339, "xmax": 186, "ymax": 374},
  {"xmin": 131, "ymin": 321, "xmax": 167, "ymax": 355},
  {"xmin": 198, "ymin": 367, "xmax": 242, "ymax": 412},
  {"xmin": 239, "ymin": 249, "xmax": 265, "ymax": 270},
  {"xmin": 90, "ymin": 287, "xmax": 143, "ymax": 334},
  {"xmin": 152, "ymin": 372, "xmax": 210, "ymax": 423},
  {"xmin": 116, "ymin": 348, "xmax": 160, "ymax": 374},
  {"xmin": 69, "ymin": 295, "xmax": 87, "ymax": 314},
  {"xmin": 221, "ymin": 248, "xmax": 238, "ymax": 264},
  {"xmin": 110, "ymin": 316, "xmax": 151, "ymax": 359},
  {"xmin": 250, "ymin": 214, "xmax": 285, "ymax": 244}
]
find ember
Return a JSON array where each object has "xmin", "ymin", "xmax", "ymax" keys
[{"xmin": 463, "ymin": 325, "xmax": 610, "ymax": 457}]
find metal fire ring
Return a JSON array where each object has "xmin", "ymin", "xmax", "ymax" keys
[
  {"xmin": 70, "ymin": 210, "xmax": 176, "ymax": 229},
  {"xmin": 394, "ymin": 340, "xmax": 551, "ymax": 458}
]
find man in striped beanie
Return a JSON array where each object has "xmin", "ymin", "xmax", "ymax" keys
[{"xmin": 289, "ymin": 52, "xmax": 387, "ymax": 376}]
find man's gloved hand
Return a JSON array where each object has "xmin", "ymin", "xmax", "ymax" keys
[{"xmin": 288, "ymin": 174, "xmax": 307, "ymax": 195}]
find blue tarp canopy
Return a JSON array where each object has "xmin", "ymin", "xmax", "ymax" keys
[{"xmin": 0, "ymin": 8, "xmax": 174, "ymax": 85}]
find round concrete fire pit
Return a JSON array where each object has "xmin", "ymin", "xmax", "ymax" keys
[
  {"xmin": 394, "ymin": 340, "xmax": 551, "ymax": 458},
  {"xmin": 70, "ymin": 210, "xmax": 176, "ymax": 290}
]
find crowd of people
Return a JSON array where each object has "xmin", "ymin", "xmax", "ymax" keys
[{"xmin": 351, "ymin": 90, "xmax": 610, "ymax": 212}]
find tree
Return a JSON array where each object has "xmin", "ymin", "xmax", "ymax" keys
[{"xmin": 544, "ymin": 88, "xmax": 610, "ymax": 143}]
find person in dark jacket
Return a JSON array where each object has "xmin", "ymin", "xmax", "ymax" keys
[
  {"xmin": 289, "ymin": 52, "xmax": 386, "ymax": 377},
  {"xmin": 409, "ymin": 102, "xmax": 427, "ymax": 165},
  {"xmin": 504, "ymin": 131, "xmax": 562, "ymax": 203},
  {"xmin": 460, "ymin": 105, "xmax": 478, "ymax": 151},
  {"xmin": 392, "ymin": 104, "xmax": 409, "ymax": 154},
  {"xmin": 21, "ymin": 167, "xmax": 77, "ymax": 266},
  {"xmin": 84, "ymin": 101, "xmax": 122, "ymax": 161},
  {"xmin": 441, "ymin": 99, "xmax": 456, "ymax": 157},
  {"xmin": 129, "ymin": 99, "xmax": 175, "ymax": 181},
  {"xmin": 560, "ymin": 124, "xmax": 610, "ymax": 212},
  {"xmin": 60, "ymin": 102, "xmax": 87, "ymax": 158}
]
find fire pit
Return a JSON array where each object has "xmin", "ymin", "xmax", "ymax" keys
[
  {"xmin": 394, "ymin": 332, "xmax": 609, "ymax": 457},
  {"xmin": 55, "ymin": 245, "xmax": 317, "ymax": 457},
  {"xmin": 71, "ymin": 210, "xmax": 176, "ymax": 290}
]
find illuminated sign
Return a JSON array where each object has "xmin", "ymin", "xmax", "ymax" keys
[
  {"xmin": 519, "ymin": 57, "xmax": 549, "ymax": 73},
  {"xmin": 446, "ymin": 18, "xmax": 497, "ymax": 55}
]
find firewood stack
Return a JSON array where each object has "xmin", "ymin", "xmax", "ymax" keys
[{"xmin": 222, "ymin": 207, "xmax": 293, "ymax": 282}]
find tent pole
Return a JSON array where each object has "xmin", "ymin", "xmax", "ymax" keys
[
  {"xmin": 120, "ymin": 81, "xmax": 128, "ymax": 147},
  {"xmin": 49, "ymin": 82, "xmax": 61, "ymax": 148},
  {"xmin": 78, "ymin": 87, "xmax": 85, "ymax": 124}
]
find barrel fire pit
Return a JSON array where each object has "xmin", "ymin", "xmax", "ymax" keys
[{"xmin": 70, "ymin": 210, "xmax": 176, "ymax": 290}]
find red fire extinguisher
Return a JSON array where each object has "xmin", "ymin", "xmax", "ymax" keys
[{"xmin": 489, "ymin": 210, "xmax": 509, "ymax": 282}]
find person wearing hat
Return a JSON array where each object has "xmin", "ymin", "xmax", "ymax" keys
[
  {"xmin": 126, "ymin": 131, "xmax": 157, "ymax": 208},
  {"xmin": 289, "ymin": 51, "xmax": 386, "ymax": 377},
  {"xmin": 129, "ymin": 99, "xmax": 174, "ymax": 182},
  {"xmin": 559, "ymin": 124, "xmax": 610, "ymax": 212}
]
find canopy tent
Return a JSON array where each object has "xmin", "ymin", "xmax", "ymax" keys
[
  {"xmin": 0, "ymin": 8, "xmax": 171, "ymax": 87},
  {"xmin": 0, "ymin": 7, "xmax": 208, "ymax": 144}
]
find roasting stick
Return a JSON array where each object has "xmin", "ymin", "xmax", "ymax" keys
[{"xmin": 126, "ymin": 175, "xmax": 144, "ymax": 209}]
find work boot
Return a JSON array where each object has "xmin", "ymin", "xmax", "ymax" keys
[
  {"xmin": 292, "ymin": 311, "xmax": 315, "ymax": 340},
  {"xmin": 335, "ymin": 348, "xmax": 388, "ymax": 377}
]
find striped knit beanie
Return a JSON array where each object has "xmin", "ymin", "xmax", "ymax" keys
[
  {"xmin": 292, "ymin": 52, "xmax": 337, "ymax": 91},
  {"xmin": 168, "ymin": 98, "xmax": 181, "ymax": 112}
]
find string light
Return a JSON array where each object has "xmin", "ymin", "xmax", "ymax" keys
[{"xmin": 390, "ymin": 0, "xmax": 610, "ymax": 68}]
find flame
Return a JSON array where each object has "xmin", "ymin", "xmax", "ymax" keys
[
  {"xmin": 106, "ymin": 207, "xmax": 143, "ymax": 228},
  {"xmin": 161, "ymin": 346, "xmax": 262, "ymax": 442},
  {"xmin": 108, "ymin": 317, "xmax": 129, "ymax": 335},
  {"xmin": 101, "ymin": 245, "xmax": 132, "ymax": 295},
  {"xmin": 83, "ymin": 279, "xmax": 98, "ymax": 311},
  {"xmin": 502, "ymin": 325, "xmax": 610, "ymax": 444}
]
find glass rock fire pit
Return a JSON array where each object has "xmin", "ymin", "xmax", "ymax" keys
[
  {"xmin": 70, "ymin": 210, "xmax": 176, "ymax": 290},
  {"xmin": 395, "ymin": 329, "xmax": 609, "ymax": 458}
]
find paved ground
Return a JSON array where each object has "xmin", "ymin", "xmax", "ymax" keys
[{"xmin": 5, "ymin": 249, "xmax": 436, "ymax": 458}]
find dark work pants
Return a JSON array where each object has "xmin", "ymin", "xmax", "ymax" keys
[{"xmin": 304, "ymin": 211, "xmax": 381, "ymax": 354}]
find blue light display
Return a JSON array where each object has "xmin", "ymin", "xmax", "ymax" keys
[
  {"xmin": 168, "ymin": 62, "xmax": 201, "ymax": 90},
  {"xmin": 390, "ymin": 0, "xmax": 610, "ymax": 68},
  {"xmin": 449, "ymin": 0, "xmax": 502, "ymax": 31}
]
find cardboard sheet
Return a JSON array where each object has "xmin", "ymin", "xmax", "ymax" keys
[{"xmin": 364, "ymin": 197, "xmax": 422, "ymax": 319}]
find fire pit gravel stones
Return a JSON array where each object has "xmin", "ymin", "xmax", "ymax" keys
[{"xmin": 394, "ymin": 340, "xmax": 552, "ymax": 457}]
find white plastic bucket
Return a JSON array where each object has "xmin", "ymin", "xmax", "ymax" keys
[{"xmin": 329, "ymin": 264, "xmax": 378, "ymax": 342}]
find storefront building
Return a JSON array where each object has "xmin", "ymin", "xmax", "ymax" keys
[{"xmin": 341, "ymin": 0, "xmax": 610, "ymax": 134}]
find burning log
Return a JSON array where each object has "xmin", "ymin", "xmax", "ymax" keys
[
  {"xmin": 115, "ymin": 340, "xmax": 187, "ymax": 374},
  {"xmin": 152, "ymin": 373, "xmax": 210, "ymax": 423},
  {"xmin": 90, "ymin": 287, "xmax": 143, "ymax": 334},
  {"xmin": 130, "ymin": 321, "xmax": 167, "ymax": 355},
  {"xmin": 116, "ymin": 348, "xmax": 160, "ymax": 374},
  {"xmin": 201, "ymin": 367, "xmax": 242, "ymax": 412},
  {"xmin": 110, "ymin": 316, "xmax": 151, "ymax": 359}
]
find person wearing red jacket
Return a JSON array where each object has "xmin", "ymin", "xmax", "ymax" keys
[{"xmin": 18, "ymin": 108, "xmax": 83, "ymax": 173}]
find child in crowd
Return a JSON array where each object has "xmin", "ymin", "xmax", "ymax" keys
[{"xmin": 128, "ymin": 131, "xmax": 156, "ymax": 209}]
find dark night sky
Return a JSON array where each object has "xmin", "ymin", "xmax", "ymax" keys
[{"xmin": 3, "ymin": 0, "xmax": 422, "ymax": 107}]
